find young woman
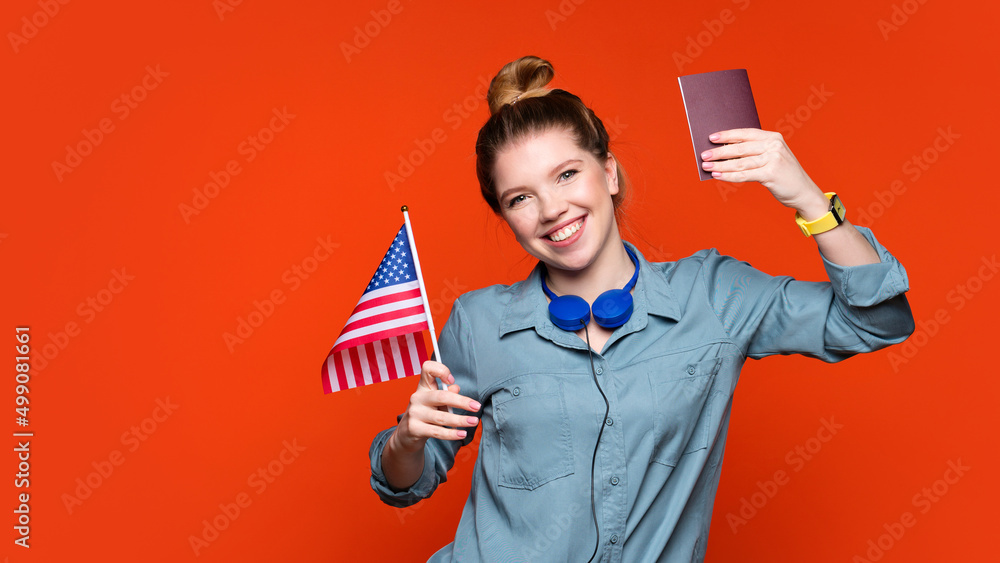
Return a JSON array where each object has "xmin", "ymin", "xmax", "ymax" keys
[{"xmin": 369, "ymin": 56, "xmax": 914, "ymax": 562}]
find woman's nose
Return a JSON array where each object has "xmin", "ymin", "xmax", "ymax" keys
[{"xmin": 538, "ymin": 192, "xmax": 568, "ymax": 222}]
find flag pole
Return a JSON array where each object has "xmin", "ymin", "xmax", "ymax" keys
[{"xmin": 401, "ymin": 206, "xmax": 447, "ymax": 393}]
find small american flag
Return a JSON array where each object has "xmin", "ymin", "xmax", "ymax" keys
[{"xmin": 321, "ymin": 225, "xmax": 429, "ymax": 394}]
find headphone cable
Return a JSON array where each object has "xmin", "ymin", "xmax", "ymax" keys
[{"xmin": 584, "ymin": 325, "xmax": 611, "ymax": 563}]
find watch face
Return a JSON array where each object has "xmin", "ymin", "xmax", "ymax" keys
[{"xmin": 831, "ymin": 194, "xmax": 846, "ymax": 224}]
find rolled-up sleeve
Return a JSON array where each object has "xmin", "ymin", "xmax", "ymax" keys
[
  {"xmin": 369, "ymin": 299, "xmax": 479, "ymax": 507},
  {"xmin": 705, "ymin": 225, "xmax": 914, "ymax": 362},
  {"xmin": 820, "ymin": 226, "xmax": 911, "ymax": 308}
]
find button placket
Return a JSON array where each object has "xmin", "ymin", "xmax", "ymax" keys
[{"xmin": 596, "ymin": 362, "xmax": 628, "ymax": 562}]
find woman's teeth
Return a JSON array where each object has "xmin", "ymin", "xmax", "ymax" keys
[{"xmin": 549, "ymin": 220, "xmax": 582, "ymax": 242}]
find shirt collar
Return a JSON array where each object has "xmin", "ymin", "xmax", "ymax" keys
[{"xmin": 497, "ymin": 242, "xmax": 681, "ymax": 342}]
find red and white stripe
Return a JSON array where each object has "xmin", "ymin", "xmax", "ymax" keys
[
  {"xmin": 321, "ymin": 333, "xmax": 427, "ymax": 393},
  {"xmin": 322, "ymin": 281, "xmax": 429, "ymax": 394},
  {"xmin": 332, "ymin": 282, "xmax": 427, "ymax": 351}
]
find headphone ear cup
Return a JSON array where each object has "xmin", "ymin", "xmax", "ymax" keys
[
  {"xmin": 548, "ymin": 295, "xmax": 591, "ymax": 331},
  {"xmin": 592, "ymin": 289, "xmax": 633, "ymax": 328}
]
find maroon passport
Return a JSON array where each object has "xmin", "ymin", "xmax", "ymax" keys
[{"xmin": 678, "ymin": 69, "xmax": 761, "ymax": 181}]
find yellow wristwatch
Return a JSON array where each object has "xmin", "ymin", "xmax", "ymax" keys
[{"xmin": 795, "ymin": 192, "xmax": 845, "ymax": 237}]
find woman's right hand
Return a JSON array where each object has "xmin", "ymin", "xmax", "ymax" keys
[{"xmin": 389, "ymin": 360, "xmax": 482, "ymax": 454}]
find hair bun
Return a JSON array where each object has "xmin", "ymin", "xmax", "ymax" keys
[{"xmin": 487, "ymin": 56, "xmax": 555, "ymax": 115}]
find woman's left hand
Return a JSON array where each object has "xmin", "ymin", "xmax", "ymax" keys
[{"xmin": 700, "ymin": 128, "xmax": 830, "ymax": 219}]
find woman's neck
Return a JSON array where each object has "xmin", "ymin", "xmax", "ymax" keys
[{"xmin": 544, "ymin": 238, "xmax": 635, "ymax": 303}]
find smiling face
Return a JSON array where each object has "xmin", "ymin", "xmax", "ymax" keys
[{"xmin": 493, "ymin": 127, "xmax": 621, "ymax": 276}]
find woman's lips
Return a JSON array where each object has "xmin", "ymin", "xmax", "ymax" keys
[
  {"xmin": 548, "ymin": 219, "xmax": 583, "ymax": 241},
  {"xmin": 543, "ymin": 216, "xmax": 585, "ymax": 245}
]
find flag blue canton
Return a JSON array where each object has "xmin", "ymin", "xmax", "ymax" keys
[{"xmin": 366, "ymin": 225, "xmax": 417, "ymax": 292}]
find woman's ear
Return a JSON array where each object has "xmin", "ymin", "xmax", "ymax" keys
[{"xmin": 605, "ymin": 152, "xmax": 619, "ymax": 196}]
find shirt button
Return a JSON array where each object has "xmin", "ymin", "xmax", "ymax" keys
[
  {"xmin": 610, "ymin": 534, "xmax": 619, "ymax": 544},
  {"xmin": 687, "ymin": 365, "xmax": 696, "ymax": 375},
  {"xmin": 610, "ymin": 476, "xmax": 620, "ymax": 485},
  {"xmin": 595, "ymin": 366, "xmax": 604, "ymax": 375},
  {"xmin": 512, "ymin": 387, "xmax": 520, "ymax": 396},
  {"xmin": 605, "ymin": 417, "xmax": 613, "ymax": 426}
]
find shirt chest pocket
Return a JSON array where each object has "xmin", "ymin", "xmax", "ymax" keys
[
  {"xmin": 649, "ymin": 357, "xmax": 722, "ymax": 467},
  {"xmin": 492, "ymin": 378, "xmax": 574, "ymax": 490}
]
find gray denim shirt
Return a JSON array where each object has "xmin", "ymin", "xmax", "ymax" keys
[{"xmin": 370, "ymin": 227, "xmax": 913, "ymax": 562}]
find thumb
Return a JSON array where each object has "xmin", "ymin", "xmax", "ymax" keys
[{"xmin": 418, "ymin": 360, "xmax": 454, "ymax": 390}]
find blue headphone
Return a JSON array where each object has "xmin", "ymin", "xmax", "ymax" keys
[{"xmin": 541, "ymin": 244, "xmax": 640, "ymax": 331}]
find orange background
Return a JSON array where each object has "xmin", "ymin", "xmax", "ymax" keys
[{"xmin": 3, "ymin": 0, "xmax": 998, "ymax": 561}]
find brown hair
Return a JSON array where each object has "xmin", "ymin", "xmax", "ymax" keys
[{"xmin": 475, "ymin": 56, "xmax": 629, "ymax": 214}]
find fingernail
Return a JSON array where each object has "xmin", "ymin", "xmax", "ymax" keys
[
  {"xmin": 448, "ymin": 375, "xmax": 455, "ymax": 384},
  {"xmin": 457, "ymin": 430, "xmax": 467, "ymax": 438},
  {"xmin": 709, "ymin": 133, "xmax": 721, "ymax": 142},
  {"xmin": 701, "ymin": 150, "xmax": 712, "ymax": 160},
  {"xmin": 469, "ymin": 400, "xmax": 481, "ymax": 411},
  {"xmin": 712, "ymin": 171, "xmax": 722, "ymax": 178},
  {"xmin": 701, "ymin": 161, "xmax": 713, "ymax": 170},
  {"xmin": 466, "ymin": 416, "xmax": 479, "ymax": 425}
]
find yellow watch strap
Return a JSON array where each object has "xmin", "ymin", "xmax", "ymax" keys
[{"xmin": 795, "ymin": 193, "xmax": 846, "ymax": 237}]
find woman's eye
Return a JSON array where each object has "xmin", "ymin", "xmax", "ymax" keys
[
  {"xmin": 559, "ymin": 169, "xmax": 578, "ymax": 181},
  {"xmin": 506, "ymin": 194, "xmax": 527, "ymax": 208}
]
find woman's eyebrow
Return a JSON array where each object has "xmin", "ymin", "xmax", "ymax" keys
[{"xmin": 550, "ymin": 159, "xmax": 583, "ymax": 176}]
